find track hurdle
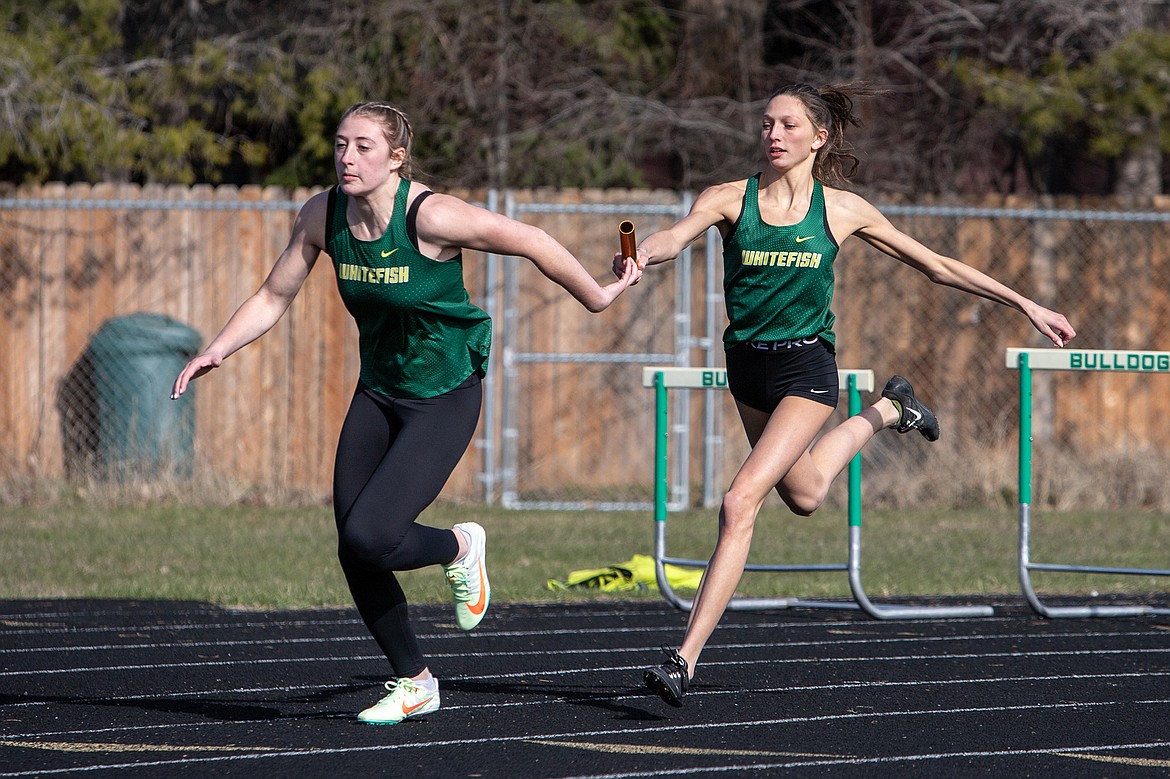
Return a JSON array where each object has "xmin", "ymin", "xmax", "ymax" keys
[
  {"xmin": 1008, "ymin": 347, "xmax": 1170, "ymax": 617},
  {"xmin": 644, "ymin": 367, "xmax": 995, "ymax": 619}
]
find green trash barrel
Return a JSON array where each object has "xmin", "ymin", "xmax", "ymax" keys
[{"xmin": 88, "ymin": 313, "xmax": 203, "ymax": 480}]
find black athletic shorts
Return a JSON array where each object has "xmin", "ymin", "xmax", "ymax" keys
[{"xmin": 725, "ymin": 337, "xmax": 839, "ymax": 413}]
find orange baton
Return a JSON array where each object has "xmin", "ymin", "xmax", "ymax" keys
[{"xmin": 619, "ymin": 220, "xmax": 636, "ymax": 261}]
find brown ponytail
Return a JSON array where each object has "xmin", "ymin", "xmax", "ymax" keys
[{"xmin": 768, "ymin": 83, "xmax": 882, "ymax": 186}]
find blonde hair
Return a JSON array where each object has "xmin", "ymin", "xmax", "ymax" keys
[
  {"xmin": 768, "ymin": 83, "xmax": 882, "ymax": 186},
  {"xmin": 339, "ymin": 102, "xmax": 415, "ymax": 179}
]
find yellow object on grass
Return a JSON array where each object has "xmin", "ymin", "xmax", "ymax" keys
[{"xmin": 547, "ymin": 554, "xmax": 702, "ymax": 592}]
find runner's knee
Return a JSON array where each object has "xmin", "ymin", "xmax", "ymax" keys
[
  {"xmin": 784, "ymin": 492, "xmax": 824, "ymax": 517},
  {"xmin": 778, "ymin": 480, "xmax": 828, "ymax": 517},
  {"xmin": 720, "ymin": 489, "xmax": 762, "ymax": 537},
  {"xmin": 338, "ymin": 523, "xmax": 407, "ymax": 572}
]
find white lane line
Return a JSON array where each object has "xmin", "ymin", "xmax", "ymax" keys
[
  {"xmin": 0, "ymin": 612, "xmax": 1034, "ymax": 640},
  {"xmin": 5, "ymin": 671, "xmax": 1169, "ymax": 740},
  {"xmin": 5, "ymin": 642, "xmax": 1169, "ymax": 684},
  {"xmin": 2, "ymin": 702, "xmax": 1169, "ymax": 777},
  {"xmin": 1, "ymin": 625, "xmax": 1154, "ymax": 658}
]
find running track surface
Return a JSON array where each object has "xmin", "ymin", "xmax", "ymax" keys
[{"xmin": 3, "ymin": 596, "xmax": 1170, "ymax": 778}]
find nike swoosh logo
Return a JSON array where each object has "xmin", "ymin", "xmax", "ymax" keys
[
  {"xmin": 402, "ymin": 695, "xmax": 435, "ymax": 715},
  {"xmin": 381, "ymin": 248, "xmax": 398, "ymax": 258},
  {"xmin": 794, "ymin": 236, "xmax": 814, "ymax": 243},
  {"xmin": 809, "ymin": 389, "xmax": 829, "ymax": 394},
  {"xmin": 468, "ymin": 566, "xmax": 488, "ymax": 615},
  {"xmin": 906, "ymin": 408, "xmax": 922, "ymax": 423}
]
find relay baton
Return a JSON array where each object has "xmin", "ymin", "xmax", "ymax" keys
[{"xmin": 618, "ymin": 220, "xmax": 637, "ymax": 261}]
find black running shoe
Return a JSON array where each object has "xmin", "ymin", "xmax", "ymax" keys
[
  {"xmin": 643, "ymin": 645, "xmax": 689, "ymax": 706},
  {"xmin": 881, "ymin": 375, "xmax": 940, "ymax": 442}
]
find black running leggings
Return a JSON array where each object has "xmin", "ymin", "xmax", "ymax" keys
[{"xmin": 333, "ymin": 375, "xmax": 481, "ymax": 677}]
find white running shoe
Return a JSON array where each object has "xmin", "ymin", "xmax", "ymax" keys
[
  {"xmin": 443, "ymin": 522, "xmax": 490, "ymax": 631},
  {"xmin": 357, "ymin": 677, "xmax": 440, "ymax": 725}
]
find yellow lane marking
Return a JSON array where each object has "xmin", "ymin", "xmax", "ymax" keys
[
  {"xmin": 0, "ymin": 740, "xmax": 276, "ymax": 754},
  {"xmin": 525, "ymin": 739, "xmax": 842, "ymax": 758},
  {"xmin": 1057, "ymin": 752, "xmax": 1170, "ymax": 768}
]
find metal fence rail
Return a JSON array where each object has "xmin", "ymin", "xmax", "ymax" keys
[
  {"xmin": 2, "ymin": 185, "xmax": 1170, "ymax": 512},
  {"xmin": 499, "ymin": 196, "xmax": 695, "ymax": 510}
]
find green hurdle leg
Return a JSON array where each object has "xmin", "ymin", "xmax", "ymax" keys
[
  {"xmin": 846, "ymin": 374, "xmax": 994, "ymax": 619},
  {"xmin": 650, "ymin": 369, "xmax": 855, "ymax": 612},
  {"xmin": 1010, "ymin": 347, "xmax": 1170, "ymax": 617},
  {"xmin": 647, "ymin": 366, "xmax": 993, "ymax": 617}
]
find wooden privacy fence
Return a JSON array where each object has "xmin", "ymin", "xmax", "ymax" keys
[
  {"xmin": 2, "ymin": 183, "xmax": 1170, "ymax": 508},
  {"xmin": 1, "ymin": 183, "xmax": 351, "ymax": 499}
]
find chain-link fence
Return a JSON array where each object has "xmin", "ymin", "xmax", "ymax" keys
[
  {"xmin": 491, "ymin": 197, "xmax": 1170, "ymax": 513},
  {"xmin": 2, "ymin": 186, "xmax": 1169, "ymax": 510}
]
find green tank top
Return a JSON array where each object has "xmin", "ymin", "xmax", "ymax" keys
[
  {"xmin": 326, "ymin": 179, "xmax": 491, "ymax": 399},
  {"xmin": 722, "ymin": 174, "xmax": 839, "ymax": 350}
]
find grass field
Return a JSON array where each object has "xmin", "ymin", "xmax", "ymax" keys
[{"xmin": 3, "ymin": 501, "xmax": 1169, "ymax": 609}]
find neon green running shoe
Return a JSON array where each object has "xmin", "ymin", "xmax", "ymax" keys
[
  {"xmin": 357, "ymin": 678, "xmax": 440, "ymax": 725},
  {"xmin": 443, "ymin": 522, "xmax": 490, "ymax": 631}
]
